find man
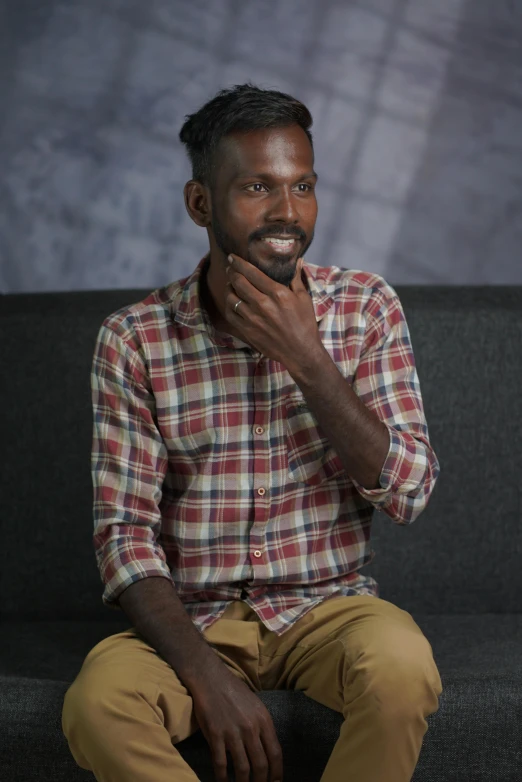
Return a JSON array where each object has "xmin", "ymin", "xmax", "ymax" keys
[{"xmin": 62, "ymin": 84, "xmax": 442, "ymax": 782}]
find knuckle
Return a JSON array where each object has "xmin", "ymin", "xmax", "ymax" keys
[
  {"xmin": 261, "ymin": 714, "xmax": 275, "ymax": 733},
  {"xmin": 271, "ymin": 745, "xmax": 283, "ymax": 761},
  {"xmin": 207, "ymin": 725, "xmax": 221, "ymax": 739},
  {"xmin": 258, "ymin": 718, "xmax": 271, "ymax": 735},
  {"xmin": 241, "ymin": 721, "xmax": 256, "ymax": 737}
]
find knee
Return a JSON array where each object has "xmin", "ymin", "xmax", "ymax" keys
[
  {"xmin": 62, "ymin": 666, "xmax": 132, "ymax": 739},
  {"xmin": 350, "ymin": 639, "xmax": 442, "ymax": 718},
  {"xmin": 62, "ymin": 675, "xmax": 104, "ymax": 741},
  {"xmin": 61, "ymin": 678, "xmax": 102, "ymax": 770}
]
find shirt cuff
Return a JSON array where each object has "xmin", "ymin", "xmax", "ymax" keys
[
  {"xmin": 350, "ymin": 423, "xmax": 395, "ymax": 503},
  {"xmin": 101, "ymin": 562, "xmax": 174, "ymax": 610},
  {"xmin": 351, "ymin": 423, "xmax": 429, "ymax": 505}
]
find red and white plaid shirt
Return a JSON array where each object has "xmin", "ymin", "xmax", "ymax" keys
[{"xmin": 91, "ymin": 254, "xmax": 439, "ymax": 636}]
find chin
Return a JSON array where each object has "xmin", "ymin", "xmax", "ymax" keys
[
  {"xmin": 260, "ymin": 256, "xmax": 297, "ymax": 288},
  {"xmin": 255, "ymin": 255, "xmax": 299, "ymax": 269}
]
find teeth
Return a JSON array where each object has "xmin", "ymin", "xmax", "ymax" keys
[{"xmin": 262, "ymin": 238, "xmax": 295, "ymax": 245}]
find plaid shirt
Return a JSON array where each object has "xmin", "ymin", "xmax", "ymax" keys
[{"xmin": 91, "ymin": 254, "xmax": 439, "ymax": 636}]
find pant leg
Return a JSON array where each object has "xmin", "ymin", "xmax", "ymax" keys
[
  {"xmin": 257, "ymin": 594, "xmax": 443, "ymax": 782},
  {"xmin": 61, "ymin": 602, "xmax": 259, "ymax": 782},
  {"xmin": 62, "ymin": 627, "xmax": 201, "ymax": 782}
]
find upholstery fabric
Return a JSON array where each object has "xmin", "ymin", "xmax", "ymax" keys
[{"xmin": 1, "ymin": 284, "xmax": 521, "ymax": 780}]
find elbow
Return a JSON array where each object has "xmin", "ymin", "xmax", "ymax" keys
[{"xmin": 386, "ymin": 472, "xmax": 439, "ymax": 525}]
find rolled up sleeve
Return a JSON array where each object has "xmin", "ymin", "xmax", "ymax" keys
[
  {"xmin": 351, "ymin": 279, "xmax": 440, "ymax": 525},
  {"xmin": 91, "ymin": 317, "xmax": 174, "ymax": 610}
]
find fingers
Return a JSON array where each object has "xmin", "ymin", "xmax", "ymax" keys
[
  {"xmin": 245, "ymin": 734, "xmax": 271, "ymax": 782},
  {"xmin": 210, "ymin": 739, "xmax": 229, "ymax": 782},
  {"xmin": 227, "ymin": 738, "xmax": 252, "ymax": 782},
  {"xmin": 194, "ymin": 668, "xmax": 283, "ymax": 782},
  {"xmin": 212, "ymin": 732, "xmax": 280, "ymax": 782},
  {"xmin": 261, "ymin": 723, "xmax": 284, "ymax": 782}
]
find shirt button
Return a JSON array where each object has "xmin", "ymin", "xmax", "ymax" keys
[
  {"xmin": 257, "ymin": 487, "xmax": 266, "ymax": 496},
  {"xmin": 253, "ymin": 550, "xmax": 262, "ymax": 558},
  {"xmin": 255, "ymin": 426, "xmax": 264, "ymax": 435}
]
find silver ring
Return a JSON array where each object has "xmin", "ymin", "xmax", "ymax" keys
[{"xmin": 234, "ymin": 299, "xmax": 243, "ymax": 314}]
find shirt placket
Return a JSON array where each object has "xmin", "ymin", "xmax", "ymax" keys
[{"xmin": 250, "ymin": 351, "xmax": 271, "ymax": 582}]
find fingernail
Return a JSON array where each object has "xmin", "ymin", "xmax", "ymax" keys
[{"xmin": 227, "ymin": 255, "xmax": 233, "ymax": 264}]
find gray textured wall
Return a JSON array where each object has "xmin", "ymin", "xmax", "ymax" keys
[{"xmin": 1, "ymin": 0, "xmax": 521, "ymax": 293}]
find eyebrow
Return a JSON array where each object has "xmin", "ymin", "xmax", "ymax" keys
[{"xmin": 234, "ymin": 171, "xmax": 319, "ymax": 182}]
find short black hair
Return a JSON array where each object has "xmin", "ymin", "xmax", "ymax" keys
[{"xmin": 179, "ymin": 83, "xmax": 313, "ymax": 186}]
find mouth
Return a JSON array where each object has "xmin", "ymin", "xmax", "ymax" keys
[{"xmin": 258, "ymin": 236, "xmax": 299, "ymax": 255}]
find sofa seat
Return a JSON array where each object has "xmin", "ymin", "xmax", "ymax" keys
[{"xmin": 2, "ymin": 615, "xmax": 522, "ymax": 782}]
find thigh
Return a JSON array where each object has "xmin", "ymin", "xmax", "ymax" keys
[
  {"xmin": 264, "ymin": 595, "xmax": 442, "ymax": 712},
  {"xmin": 79, "ymin": 627, "xmax": 181, "ymax": 688},
  {"xmin": 63, "ymin": 605, "xmax": 261, "ymax": 745},
  {"xmin": 63, "ymin": 627, "xmax": 200, "ymax": 744}
]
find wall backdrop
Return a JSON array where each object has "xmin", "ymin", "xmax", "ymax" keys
[{"xmin": 1, "ymin": 0, "xmax": 521, "ymax": 292}]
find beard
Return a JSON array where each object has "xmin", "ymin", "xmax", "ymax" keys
[{"xmin": 211, "ymin": 214, "xmax": 315, "ymax": 288}]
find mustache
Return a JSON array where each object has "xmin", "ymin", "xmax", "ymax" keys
[{"xmin": 249, "ymin": 226, "xmax": 306, "ymax": 242}]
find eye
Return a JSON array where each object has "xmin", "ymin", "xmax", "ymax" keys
[
  {"xmin": 294, "ymin": 183, "xmax": 313, "ymax": 192},
  {"xmin": 244, "ymin": 183, "xmax": 268, "ymax": 192}
]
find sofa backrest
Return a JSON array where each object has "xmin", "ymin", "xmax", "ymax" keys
[{"xmin": 1, "ymin": 285, "xmax": 521, "ymax": 620}]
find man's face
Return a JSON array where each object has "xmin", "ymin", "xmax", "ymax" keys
[{"xmin": 208, "ymin": 124, "xmax": 318, "ymax": 288}]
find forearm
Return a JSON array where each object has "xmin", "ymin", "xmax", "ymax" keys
[
  {"xmin": 117, "ymin": 576, "xmax": 225, "ymax": 691},
  {"xmin": 286, "ymin": 346, "xmax": 390, "ymax": 490}
]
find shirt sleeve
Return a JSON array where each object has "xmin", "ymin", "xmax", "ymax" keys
[
  {"xmin": 350, "ymin": 277, "xmax": 440, "ymax": 525},
  {"xmin": 91, "ymin": 316, "xmax": 174, "ymax": 611}
]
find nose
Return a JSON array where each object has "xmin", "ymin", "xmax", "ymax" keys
[{"xmin": 265, "ymin": 185, "xmax": 299, "ymax": 224}]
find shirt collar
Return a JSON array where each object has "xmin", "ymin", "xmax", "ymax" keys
[{"xmin": 172, "ymin": 254, "xmax": 335, "ymax": 346}]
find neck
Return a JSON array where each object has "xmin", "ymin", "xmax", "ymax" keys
[{"xmin": 200, "ymin": 256, "xmax": 242, "ymax": 338}]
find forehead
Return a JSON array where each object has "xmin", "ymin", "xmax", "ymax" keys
[{"xmin": 214, "ymin": 125, "xmax": 314, "ymax": 183}]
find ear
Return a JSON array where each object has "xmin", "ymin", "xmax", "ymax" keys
[{"xmin": 183, "ymin": 180, "xmax": 211, "ymax": 227}]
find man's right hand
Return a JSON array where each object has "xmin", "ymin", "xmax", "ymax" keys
[{"xmin": 190, "ymin": 664, "xmax": 283, "ymax": 782}]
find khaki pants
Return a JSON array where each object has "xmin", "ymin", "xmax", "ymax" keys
[{"xmin": 62, "ymin": 594, "xmax": 442, "ymax": 781}]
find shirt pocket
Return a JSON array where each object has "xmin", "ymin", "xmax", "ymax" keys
[{"xmin": 284, "ymin": 393, "xmax": 345, "ymax": 486}]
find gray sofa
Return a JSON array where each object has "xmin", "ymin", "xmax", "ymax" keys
[{"xmin": 1, "ymin": 284, "xmax": 521, "ymax": 782}]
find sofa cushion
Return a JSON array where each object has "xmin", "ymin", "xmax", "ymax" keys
[{"xmin": 2, "ymin": 615, "xmax": 522, "ymax": 781}]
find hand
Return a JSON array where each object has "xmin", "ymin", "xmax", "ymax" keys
[
  {"xmin": 224, "ymin": 254, "xmax": 324, "ymax": 371},
  {"xmin": 190, "ymin": 664, "xmax": 283, "ymax": 782}
]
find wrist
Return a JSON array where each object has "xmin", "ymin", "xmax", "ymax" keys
[
  {"xmin": 285, "ymin": 341, "xmax": 331, "ymax": 384},
  {"xmin": 181, "ymin": 651, "xmax": 232, "ymax": 693}
]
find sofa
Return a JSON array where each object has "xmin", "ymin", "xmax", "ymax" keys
[{"xmin": 1, "ymin": 283, "xmax": 521, "ymax": 782}]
